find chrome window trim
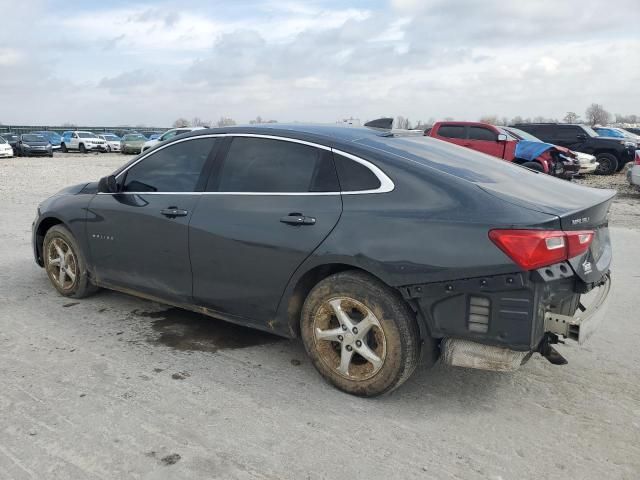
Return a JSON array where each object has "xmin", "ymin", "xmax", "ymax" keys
[{"xmin": 101, "ymin": 133, "xmax": 394, "ymax": 196}]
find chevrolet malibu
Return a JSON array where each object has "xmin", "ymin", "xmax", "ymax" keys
[{"xmin": 33, "ymin": 125, "xmax": 613, "ymax": 396}]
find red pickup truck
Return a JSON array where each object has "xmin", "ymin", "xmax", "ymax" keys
[{"xmin": 425, "ymin": 121, "xmax": 578, "ymax": 178}]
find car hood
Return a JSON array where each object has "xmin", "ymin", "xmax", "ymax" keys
[{"xmin": 54, "ymin": 182, "xmax": 91, "ymax": 196}]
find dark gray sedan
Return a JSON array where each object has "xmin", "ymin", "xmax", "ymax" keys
[{"xmin": 32, "ymin": 125, "xmax": 613, "ymax": 396}]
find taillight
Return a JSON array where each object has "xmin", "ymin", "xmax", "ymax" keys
[
  {"xmin": 635, "ymin": 150, "xmax": 640, "ymax": 165},
  {"xmin": 489, "ymin": 229, "xmax": 594, "ymax": 270}
]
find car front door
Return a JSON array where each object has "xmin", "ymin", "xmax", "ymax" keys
[
  {"xmin": 466, "ymin": 125, "xmax": 505, "ymax": 158},
  {"xmin": 552, "ymin": 126, "xmax": 583, "ymax": 150},
  {"xmin": 86, "ymin": 137, "xmax": 220, "ymax": 303},
  {"xmin": 189, "ymin": 136, "xmax": 343, "ymax": 326}
]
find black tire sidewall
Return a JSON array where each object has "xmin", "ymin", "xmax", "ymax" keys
[
  {"xmin": 521, "ymin": 161, "xmax": 544, "ymax": 172},
  {"xmin": 300, "ymin": 271, "xmax": 422, "ymax": 396},
  {"xmin": 595, "ymin": 153, "xmax": 618, "ymax": 175}
]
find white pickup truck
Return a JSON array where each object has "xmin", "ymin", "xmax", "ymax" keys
[{"xmin": 60, "ymin": 131, "xmax": 107, "ymax": 153}]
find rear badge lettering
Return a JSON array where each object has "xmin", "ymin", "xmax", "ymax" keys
[
  {"xmin": 571, "ymin": 217, "xmax": 590, "ymax": 225},
  {"xmin": 582, "ymin": 260, "xmax": 592, "ymax": 275}
]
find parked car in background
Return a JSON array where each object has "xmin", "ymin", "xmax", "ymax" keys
[
  {"xmin": 32, "ymin": 125, "xmax": 614, "ymax": 396},
  {"xmin": 60, "ymin": 131, "xmax": 107, "ymax": 153},
  {"xmin": 120, "ymin": 133, "xmax": 147, "ymax": 154},
  {"xmin": 595, "ymin": 127, "xmax": 640, "ymax": 142},
  {"xmin": 15, "ymin": 134, "xmax": 53, "ymax": 157},
  {"xmin": 627, "ymin": 151, "xmax": 640, "ymax": 190},
  {"xmin": 32, "ymin": 131, "xmax": 62, "ymax": 151},
  {"xmin": 622, "ymin": 127, "xmax": 640, "ymax": 136},
  {"xmin": 513, "ymin": 123, "xmax": 637, "ymax": 175},
  {"xmin": 148, "ymin": 132, "xmax": 162, "ymax": 140},
  {"xmin": 426, "ymin": 121, "xmax": 578, "ymax": 179},
  {"xmin": 572, "ymin": 151, "xmax": 599, "ymax": 175},
  {"xmin": 141, "ymin": 127, "xmax": 206, "ymax": 153},
  {"xmin": 97, "ymin": 134, "xmax": 121, "ymax": 152},
  {"xmin": 0, "ymin": 135, "xmax": 14, "ymax": 157},
  {"xmin": 0, "ymin": 132, "xmax": 19, "ymax": 152}
]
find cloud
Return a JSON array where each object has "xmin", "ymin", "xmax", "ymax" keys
[{"xmin": 0, "ymin": 0, "xmax": 638, "ymax": 126}]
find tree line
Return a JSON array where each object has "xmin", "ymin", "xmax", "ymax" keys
[
  {"xmin": 172, "ymin": 116, "xmax": 278, "ymax": 128},
  {"xmin": 395, "ymin": 104, "xmax": 639, "ymax": 130}
]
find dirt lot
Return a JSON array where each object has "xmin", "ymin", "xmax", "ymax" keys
[{"xmin": 1, "ymin": 153, "xmax": 639, "ymax": 479}]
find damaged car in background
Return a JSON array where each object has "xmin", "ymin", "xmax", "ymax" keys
[{"xmin": 32, "ymin": 125, "xmax": 613, "ymax": 396}]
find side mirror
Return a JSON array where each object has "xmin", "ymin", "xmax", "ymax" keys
[
  {"xmin": 98, "ymin": 175, "xmax": 118, "ymax": 193},
  {"xmin": 497, "ymin": 133, "xmax": 508, "ymax": 142}
]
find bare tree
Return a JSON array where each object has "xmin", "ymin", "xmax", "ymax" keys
[
  {"xmin": 191, "ymin": 117, "xmax": 211, "ymax": 127},
  {"xmin": 510, "ymin": 116, "xmax": 524, "ymax": 125},
  {"xmin": 395, "ymin": 116, "xmax": 411, "ymax": 129},
  {"xmin": 217, "ymin": 117, "xmax": 236, "ymax": 127},
  {"xmin": 479, "ymin": 115, "xmax": 499, "ymax": 125},
  {"xmin": 173, "ymin": 118, "xmax": 191, "ymax": 128},
  {"xmin": 563, "ymin": 112, "xmax": 580, "ymax": 124},
  {"xmin": 585, "ymin": 104, "xmax": 611, "ymax": 126}
]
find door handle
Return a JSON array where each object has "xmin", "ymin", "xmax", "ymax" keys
[
  {"xmin": 280, "ymin": 213, "xmax": 316, "ymax": 226},
  {"xmin": 161, "ymin": 207, "xmax": 188, "ymax": 217}
]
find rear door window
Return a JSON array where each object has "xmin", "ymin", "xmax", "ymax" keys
[
  {"xmin": 437, "ymin": 125, "xmax": 466, "ymax": 139},
  {"xmin": 214, "ymin": 137, "xmax": 338, "ymax": 193},
  {"xmin": 123, "ymin": 138, "xmax": 217, "ymax": 192},
  {"xmin": 468, "ymin": 126, "xmax": 498, "ymax": 141}
]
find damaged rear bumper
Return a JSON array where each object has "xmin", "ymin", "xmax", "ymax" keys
[{"xmin": 439, "ymin": 274, "xmax": 610, "ymax": 371}]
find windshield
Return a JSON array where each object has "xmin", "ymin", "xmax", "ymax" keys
[
  {"xmin": 35, "ymin": 131, "xmax": 62, "ymax": 141},
  {"xmin": 0, "ymin": 136, "xmax": 6, "ymax": 144},
  {"xmin": 502, "ymin": 127, "xmax": 541, "ymax": 142},
  {"xmin": 2, "ymin": 134, "xmax": 17, "ymax": 141},
  {"xmin": 23, "ymin": 134, "xmax": 47, "ymax": 142},
  {"xmin": 582, "ymin": 126, "xmax": 600, "ymax": 137},
  {"xmin": 103, "ymin": 134, "xmax": 119, "ymax": 141}
]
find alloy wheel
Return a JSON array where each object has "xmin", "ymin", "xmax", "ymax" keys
[
  {"xmin": 313, "ymin": 297, "xmax": 387, "ymax": 380},
  {"xmin": 46, "ymin": 237, "xmax": 78, "ymax": 290}
]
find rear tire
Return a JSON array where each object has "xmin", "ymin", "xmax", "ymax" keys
[
  {"xmin": 522, "ymin": 161, "xmax": 544, "ymax": 172},
  {"xmin": 595, "ymin": 153, "xmax": 618, "ymax": 175},
  {"xmin": 300, "ymin": 271, "xmax": 432, "ymax": 397},
  {"xmin": 43, "ymin": 225, "xmax": 99, "ymax": 298}
]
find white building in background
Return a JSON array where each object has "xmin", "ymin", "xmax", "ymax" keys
[{"xmin": 337, "ymin": 117, "xmax": 361, "ymax": 127}]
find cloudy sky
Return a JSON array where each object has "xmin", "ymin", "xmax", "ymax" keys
[{"xmin": 0, "ymin": 0, "xmax": 638, "ymax": 127}]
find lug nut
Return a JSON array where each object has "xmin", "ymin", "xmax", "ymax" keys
[
  {"xmin": 356, "ymin": 340, "xmax": 362, "ymax": 347},
  {"xmin": 342, "ymin": 325, "xmax": 347, "ymax": 331},
  {"xmin": 338, "ymin": 335, "xmax": 343, "ymax": 342},
  {"xmin": 346, "ymin": 345, "xmax": 353, "ymax": 352},
  {"xmin": 352, "ymin": 327, "xmax": 358, "ymax": 334}
]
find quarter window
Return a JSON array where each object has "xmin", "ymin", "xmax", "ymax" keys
[
  {"xmin": 468, "ymin": 126, "xmax": 498, "ymax": 141},
  {"xmin": 123, "ymin": 138, "xmax": 216, "ymax": 192},
  {"xmin": 215, "ymin": 137, "xmax": 338, "ymax": 193},
  {"xmin": 333, "ymin": 154, "xmax": 381, "ymax": 191},
  {"xmin": 437, "ymin": 125, "xmax": 466, "ymax": 139}
]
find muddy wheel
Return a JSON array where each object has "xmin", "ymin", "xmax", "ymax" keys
[
  {"xmin": 595, "ymin": 153, "xmax": 618, "ymax": 175},
  {"xmin": 301, "ymin": 271, "xmax": 431, "ymax": 397},
  {"xmin": 43, "ymin": 225, "xmax": 98, "ymax": 298}
]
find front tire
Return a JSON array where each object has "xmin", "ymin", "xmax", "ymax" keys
[
  {"xmin": 79, "ymin": 143, "xmax": 87, "ymax": 154},
  {"xmin": 60, "ymin": 143, "xmax": 67, "ymax": 153},
  {"xmin": 43, "ymin": 225, "xmax": 98, "ymax": 298},
  {"xmin": 595, "ymin": 153, "xmax": 618, "ymax": 175},
  {"xmin": 300, "ymin": 271, "xmax": 431, "ymax": 397}
]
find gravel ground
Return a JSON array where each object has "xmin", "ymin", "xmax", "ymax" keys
[{"xmin": 1, "ymin": 153, "xmax": 639, "ymax": 479}]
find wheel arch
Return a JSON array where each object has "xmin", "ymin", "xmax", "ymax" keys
[
  {"xmin": 279, "ymin": 261, "xmax": 407, "ymax": 339},
  {"xmin": 34, "ymin": 216, "xmax": 66, "ymax": 265}
]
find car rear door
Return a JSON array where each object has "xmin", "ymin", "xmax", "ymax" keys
[
  {"xmin": 432, "ymin": 124, "xmax": 468, "ymax": 148},
  {"xmin": 86, "ymin": 137, "xmax": 220, "ymax": 303},
  {"xmin": 189, "ymin": 135, "xmax": 342, "ymax": 326}
]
